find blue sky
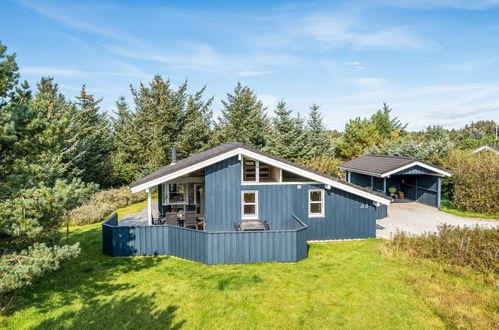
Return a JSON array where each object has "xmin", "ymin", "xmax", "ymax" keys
[{"xmin": 2, "ymin": 0, "xmax": 499, "ymax": 130}]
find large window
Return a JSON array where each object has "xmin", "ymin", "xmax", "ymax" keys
[
  {"xmin": 308, "ymin": 189, "xmax": 324, "ymax": 217},
  {"xmin": 241, "ymin": 190, "xmax": 258, "ymax": 219},
  {"xmin": 163, "ymin": 183, "xmax": 187, "ymax": 204},
  {"xmin": 242, "ymin": 157, "xmax": 280, "ymax": 183}
]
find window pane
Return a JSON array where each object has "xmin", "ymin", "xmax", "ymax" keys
[
  {"xmin": 243, "ymin": 158, "xmax": 257, "ymax": 181},
  {"xmin": 310, "ymin": 191, "xmax": 322, "ymax": 202},
  {"xmin": 243, "ymin": 205, "xmax": 256, "ymax": 215},
  {"xmin": 243, "ymin": 192, "xmax": 255, "ymax": 203},
  {"xmin": 310, "ymin": 202, "xmax": 322, "ymax": 214}
]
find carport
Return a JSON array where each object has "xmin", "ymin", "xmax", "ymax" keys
[{"xmin": 339, "ymin": 155, "xmax": 451, "ymax": 208}]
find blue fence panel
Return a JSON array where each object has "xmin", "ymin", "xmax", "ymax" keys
[{"xmin": 102, "ymin": 213, "xmax": 308, "ymax": 264}]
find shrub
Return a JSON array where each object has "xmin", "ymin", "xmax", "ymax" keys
[
  {"xmin": 444, "ymin": 149, "xmax": 499, "ymax": 215},
  {"xmin": 298, "ymin": 155, "xmax": 343, "ymax": 177},
  {"xmin": 385, "ymin": 224, "xmax": 499, "ymax": 274},
  {"xmin": 69, "ymin": 187, "xmax": 146, "ymax": 225}
]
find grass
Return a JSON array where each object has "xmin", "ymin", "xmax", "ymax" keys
[
  {"xmin": 440, "ymin": 195, "xmax": 499, "ymax": 220},
  {"xmin": 1, "ymin": 198, "xmax": 496, "ymax": 329}
]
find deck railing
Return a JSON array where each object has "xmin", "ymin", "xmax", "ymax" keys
[{"xmin": 102, "ymin": 213, "xmax": 308, "ymax": 264}]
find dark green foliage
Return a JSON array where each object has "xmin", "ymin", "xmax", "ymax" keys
[
  {"xmin": 0, "ymin": 243, "xmax": 80, "ymax": 294},
  {"xmin": 0, "ymin": 179, "xmax": 96, "ymax": 253},
  {"xmin": 112, "ymin": 76, "xmax": 213, "ymax": 183},
  {"xmin": 370, "ymin": 102, "xmax": 407, "ymax": 140},
  {"xmin": 444, "ymin": 150, "xmax": 499, "ymax": 215},
  {"xmin": 70, "ymin": 86, "xmax": 113, "ymax": 186},
  {"xmin": 302, "ymin": 103, "xmax": 332, "ymax": 159},
  {"xmin": 263, "ymin": 100, "xmax": 305, "ymax": 161},
  {"xmin": 214, "ymin": 82, "xmax": 269, "ymax": 148},
  {"xmin": 386, "ymin": 224, "xmax": 499, "ymax": 274},
  {"xmin": 336, "ymin": 117, "xmax": 382, "ymax": 159},
  {"xmin": 0, "ymin": 42, "xmax": 93, "ymax": 302}
]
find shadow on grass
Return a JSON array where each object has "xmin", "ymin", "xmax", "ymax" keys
[
  {"xmin": 33, "ymin": 292, "xmax": 185, "ymax": 330},
  {"xmin": 9, "ymin": 225, "xmax": 186, "ymax": 328}
]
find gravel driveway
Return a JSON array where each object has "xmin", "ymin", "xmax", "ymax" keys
[{"xmin": 376, "ymin": 202, "xmax": 498, "ymax": 239}]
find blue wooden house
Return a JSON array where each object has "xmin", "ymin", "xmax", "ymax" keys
[{"xmin": 102, "ymin": 143, "xmax": 391, "ymax": 264}]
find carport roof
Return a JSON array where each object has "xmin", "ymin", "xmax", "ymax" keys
[{"xmin": 338, "ymin": 155, "xmax": 451, "ymax": 178}]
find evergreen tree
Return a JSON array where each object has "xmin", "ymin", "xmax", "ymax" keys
[
  {"xmin": 263, "ymin": 100, "xmax": 305, "ymax": 160},
  {"xmin": 302, "ymin": 103, "xmax": 332, "ymax": 159},
  {"xmin": 111, "ymin": 76, "xmax": 213, "ymax": 182},
  {"xmin": 336, "ymin": 117, "xmax": 383, "ymax": 160},
  {"xmin": 370, "ymin": 102, "xmax": 407, "ymax": 140},
  {"xmin": 215, "ymin": 82, "xmax": 269, "ymax": 148},
  {"xmin": 0, "ymin": 42, "xmax": 92, "ymax": 298},
  {"xmin": 70, "ymin": 86, "xmax": 113, "ymax": 186},
  {"xmin": 174, "ymin": 87, "xmax": 213, "ymax": 158}
]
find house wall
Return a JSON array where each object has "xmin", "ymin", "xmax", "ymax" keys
[{"xmin": 204, "ymin": 156, "xmax": 380, "ymax": 239}]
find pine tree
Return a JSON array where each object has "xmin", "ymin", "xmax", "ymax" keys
[
  {"xmin": 215, "ymin": 82, "xmax": 269, "ymax": 148},
  {"xmin": 70, "ymin": 86, "xmax": 113, "ymax": 186},
  {"xmin": 0, "ymin": 42, "xmax": 92, "ymax": 297},
  {"xmin": 263, "ymin": 100, "xmax": 305, "ymax": 160},
  {"xmin": 111, "ymin": 76, "xmax": 213, "ymax": 182},
  {"xmin": 370, "ymin": 102, "xmax": 407, "ymax": 140},
  {"xmin": 336, "ymin": 117, "xmax": 383, "ymax": 160},
  {"xmin": 302, "ymin": 103, "xmax": 332, "ymax": 159},
  {"xmin": 174, "ymin": 86, "xmax": 213, "ymax": 158}
]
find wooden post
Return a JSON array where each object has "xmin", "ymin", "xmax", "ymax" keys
[{"xmin": 147, "ymin": 188, "xmax": 152, "ymax": 226}]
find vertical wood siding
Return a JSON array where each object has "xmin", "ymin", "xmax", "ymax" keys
[{"xmin": 102, "ymin": 213, "xmax": 307, "ymax": 264}]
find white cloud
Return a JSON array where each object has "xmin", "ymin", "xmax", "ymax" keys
[
  {"xmin": 258, "ymin": 94, "xmax": 280, "ymax": 110},
  {"xmin": 21, "ymin": 66, "xmax": 89, "ymax": 77},
  {"xmin": 346, "ymin": 61, "xmax": 364, "ymax": 71},
  {"xmin": 235, "ymin": 71, "xmax": 273, "ymax": 77}
]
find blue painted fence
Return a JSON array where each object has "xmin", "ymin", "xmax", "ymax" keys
[{"xmin": 102, "ymin": 214, "xmax": 308, "ymax": 264}]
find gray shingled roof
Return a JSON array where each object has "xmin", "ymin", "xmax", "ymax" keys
[
  {"xmin": 339, "ymin": 154, "xmax": 446, "ymax": 177},
  {"xmin": 129, "ymin": 142, "xmax": 391, "ymax": 201}
]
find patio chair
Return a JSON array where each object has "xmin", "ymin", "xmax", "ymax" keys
[
  {"xmin": 263, "ymin": 221, "xmax": 269, "ymax": 231},
  {"xmin": 233, "ymin": 222, "xmax": 241, "ymax": 231},
  {"xmin": 184, "ymin": 212, "xmax": 197, "ymax": 229},
  {"xmin": 165, "ymin": 212, "xmax": 177, "ymax": 226}
]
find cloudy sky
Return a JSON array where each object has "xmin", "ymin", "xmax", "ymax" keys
[{"xmin": 2, "ymin": 0, "xmax": 499, "ymax": 130}]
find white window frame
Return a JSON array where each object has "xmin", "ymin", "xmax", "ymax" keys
[
  {"xmin": 162, "ymin": 183, "xmax": 188, "ymax": 205},
  {"xmin": 241, "ymin": 190, "xmax": 258, "ymax": 219},
  {"xmin": 241, "ymin": 157, "xmax": 260, "ymax": 183},
  {"xmin": 308, "ymin": 189, "xmax": 325, "ymax": 218}
]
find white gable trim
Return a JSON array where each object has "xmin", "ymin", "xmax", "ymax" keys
[
  {"xmin": 130, "ymin": 148, "xmax": 391, "ymax": 205},
  {"xmin": 380, "ymin": 161, "xmax": 451, "ymax": 178}
]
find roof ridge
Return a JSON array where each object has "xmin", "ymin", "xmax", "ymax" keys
[{"xmin": 364, "ymin": 154, "xmax": 418, "ymax": 160}]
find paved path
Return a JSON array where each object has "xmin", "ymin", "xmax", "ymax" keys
[{"xmin": 377, "ymin": 202, "xmax": 498, "ymax": 239}]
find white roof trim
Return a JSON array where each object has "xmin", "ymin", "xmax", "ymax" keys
[
  {"xmin": 380, "ymin": 161, "xmax": 451, "ymax": 178},
  {"xmin": 130, "ymin": 148, "xmax": 391, "ymax": 205}
]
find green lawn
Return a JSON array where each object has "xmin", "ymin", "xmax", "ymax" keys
[
  {"xmin": 440, "ymin": 195, "xmax": 499, "ymax": 220},
  {"xmin": 1, "ymin": 200, "xmax": 495, "ymax": 329}
]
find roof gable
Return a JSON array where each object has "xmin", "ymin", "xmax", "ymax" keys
[
  {"xmin": 339, "ymin": 154, "xmax": 451, "ymax": 177},
  {"xmin": 129, "ymin": 143, "xmax": 391, "ymax": 205}
]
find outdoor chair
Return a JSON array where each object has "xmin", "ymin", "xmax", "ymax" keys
[
  {"xmin": 233, "ymin": 222, "xmax": 241, "ymax": 231},
  {"xmin": 165, "ymin": 212, "xmax": 177, "ymax": 226},
  {"xmin": 184, "ymin": 212, "xmax": 197, "ymax": 229},
  {"xmin": 263, "ymin": 221, "xmax": 269, "ymax": 231}
]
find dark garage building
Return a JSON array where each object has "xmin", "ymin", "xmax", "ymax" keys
[{"xmin": 339, "ymin": 155, "xmax": 451, "ymax": 210}]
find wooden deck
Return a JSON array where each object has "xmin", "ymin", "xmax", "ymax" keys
[{"xmin": 119, "ymin": 206, "xmax": 159, "ymax": 226}]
